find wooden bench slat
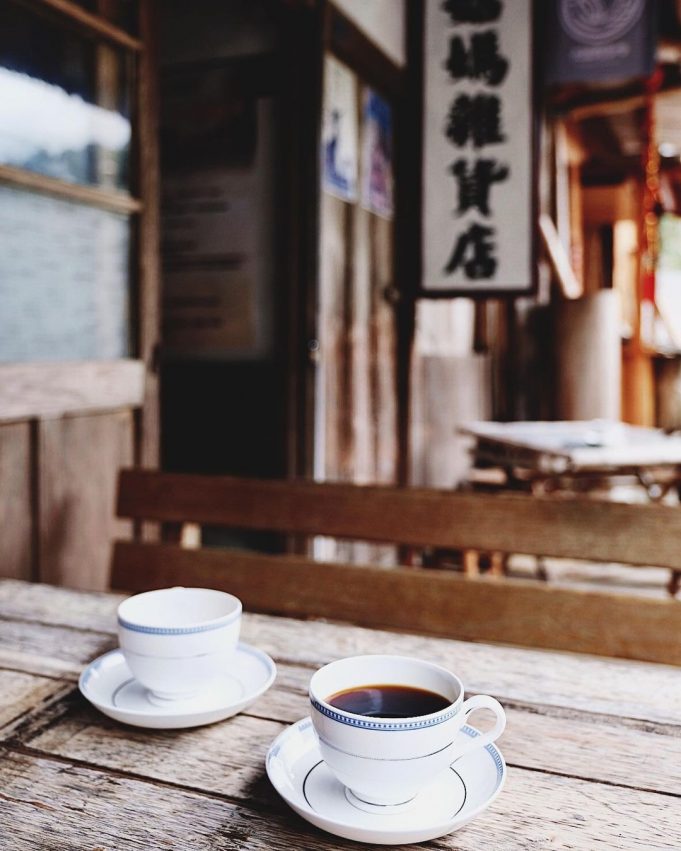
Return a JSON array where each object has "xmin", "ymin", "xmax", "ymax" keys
[
  {"xmin": 111, "ymin": 541, "xmax": 681, "ymax": 665},
  {"xmin": 117, "ymin": 469, "xmax": 681, "ymax": 569}
]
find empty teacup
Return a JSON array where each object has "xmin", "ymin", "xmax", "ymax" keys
[
  {"xmin": 117, "ymin": 587, "xmax": 242, "ymax": 702},
  {"xmin": 309, "ymin": 654, "xmax": 506, "ymax": 810}
]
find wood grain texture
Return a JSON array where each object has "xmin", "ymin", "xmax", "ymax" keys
[
  {"xmin": 0, "ymin": 617, "xmax": 114, "ymax": 680},
  {"xmin": 112, "ymin": 541, "xmax": 681, "ymax": 665},
  {"xmin": 0, "ymin": 670, "xmax": 68, "ymax": 733},
  {"xmin": 40, "ymin": 412, "xmax": 134, "ymax": 590},
  {"xmin": 0, "ymin": 361, "xmax": 145, "ymax": 423},
  {"xmin": 239, "ymin": 613, "xmax": 681, "ymax": 725},
  {"xmin": 135, "ymin": 0, "xmax": 161, "ymax": 472},
  {"xmin": 317, "ymin": 192, "xmax": 352, "ymax": 485},
  {"xmin": 371, "ymin": 212, "xmax": 398, "ymax": 485},
  {"xmin": 0, "ymin": 580, "xmax": 121, "ymax": 633},
  {"xmin": 3, "ymin": 581, "xmax": 681, "ymax": 725},
  {"xmin": 499, "ymin": 704, "xmax": 681, "ymax": 795},
  {"xmin": 27, "ymin": 711, "xmax": 287, "ymax": 801},
  {"xmin": 1, "ymin": 582, "xmax": 681, "ymax": 849},
  {"xmin": 117, "ymin": 469, "xmax": 681, "ymax": 569},
  {"xmin": 0, "ymin": 749, "xmax": 343, "ymax": 851},
  {"xmin": 0, "ymin": 423, "xmax": 32, "ymax": 580},
  {"xmin": 25, "ymin": 666, "xmax": 681, "ymax": 797},
  {"xmin": 0, "ymin": 747, "xmax": 678, "ymax": 850}
]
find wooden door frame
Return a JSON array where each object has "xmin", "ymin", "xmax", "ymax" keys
[
  {"xmin": 289, "ymin": 0, "xmax": 410, "ymax": 483},
  {"xmin": 135, "ymin": 0, "xmax": 161, "ymax": 470},
  {"xmin": 280, "ymin": 0, "xmax": 325, "ymax": 481}
]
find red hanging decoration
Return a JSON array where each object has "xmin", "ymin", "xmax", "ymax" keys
[{"xmin": 639, "ymin": 66, "xmax": 663, "ymax": 347}]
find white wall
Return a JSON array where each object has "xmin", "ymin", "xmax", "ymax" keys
[{"xmin": 333, "ymin": 0, "xmax": 406, "ymax": 66}]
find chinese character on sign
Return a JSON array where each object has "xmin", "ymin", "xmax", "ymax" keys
[
  {"xmin": 451, "ymin": 159, "xmax": 509, "ymax": 216},
  {"xmin": 444, "ymin": 223, "xmax": 497, "ymax": 279},
  {"xmin": 445, "ymin": 31, "xmax": 508, "ymax": 86},
  {"xmin": 442, "ymin": 0, "xmax": 502, "ymax": 24},
  {"xmin": 445, "ymin": 95, "xmax": 505, "ymax": 148}
]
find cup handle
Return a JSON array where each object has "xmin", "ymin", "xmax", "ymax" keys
[{"xmin": 454, "ymin": 694, "xmax": 506, "ymax": 761}]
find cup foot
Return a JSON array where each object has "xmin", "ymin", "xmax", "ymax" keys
[
  {"xmin": 146, "ymin": 690, "xmax": 200, "ymax": 707},
  {"xmin": 344, "ymin": 787, "xmax": 417, "ymax": 815}
]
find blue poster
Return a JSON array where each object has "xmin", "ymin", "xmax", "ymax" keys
[
  {"xmin": 361, "ymin": 89, "xmax": 394, "ymax": 219},
  {"xmin": 322, "ymin": 56, "xmax": 358, "ymax": 201}
]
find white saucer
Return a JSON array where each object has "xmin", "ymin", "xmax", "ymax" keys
[
  {"xmin": 266, "ymin": 717, "xmax": 506, "ymax": 845},
  {"xmin": 79, "ymin": 643, "xmax": 276, "ymax": 729}
]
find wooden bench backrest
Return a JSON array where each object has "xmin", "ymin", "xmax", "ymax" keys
[{"xmin": 112, "ymin": 469, "xmax": 681, "ymax": 665}]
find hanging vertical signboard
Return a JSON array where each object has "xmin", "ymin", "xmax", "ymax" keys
[{"xmin": 421, "ymin": 0, "xmax": 534, "ymax": 296}]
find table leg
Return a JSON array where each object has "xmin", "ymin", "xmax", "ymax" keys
[
  {"xmin": 489, "ymin": 551, "xmax": 506, "ymax": 577},
  {"xmin": 536, "ymin": 557, "xmax": 549, "ymax": 582},
  {"xmin": 463, "ymin": 550, "xmax": 480, "ymax": 576}
]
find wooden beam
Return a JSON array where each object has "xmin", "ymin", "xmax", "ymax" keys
[
  {"xmin": 134, "ymin": 0, "xmax": 161, "ymax": 471},
  {"xmin": 539, "ymin": 213, "xmax": 584, "ymax": 299},
  {"xmin": 0, "ymin": 165, "xmax": 142, "ymax": 215},
  {"xmin": 0, "ymin": 424, "xmax": 33, "ymax": 580},
  {"xmin": 21, "ymin": 0, "xmax": 143, "ymax": 51},
  {"xmin": 40, "ymin": 412, "xmax": 134, "ymax": 590},
  {"xmin": 117, "ymin": 470, "xmax": 681, "ymax": 571},
  {"xmin": 567, "ymin": 92, "xmax": 647, "ymax": 122},
  {"xmin": 0, "ymin": 361, "xmax": 145, "ymax": 422},
  {"xmin": 111, "ymin": 541, "xmax": 681, "ymax": 665}
]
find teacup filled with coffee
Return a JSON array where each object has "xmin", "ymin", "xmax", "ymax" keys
[{"xmin": 309, "ymin": 655, "xmax": 506, "ymax": 810}]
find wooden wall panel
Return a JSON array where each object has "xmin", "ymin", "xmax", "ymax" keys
[
  {"xmin": 137, "ymin": 0, "xmax": 161, "ymax": 472},
  {"xmin": 0, "ymin": 422, "xmax": 32, "ymax": 580},
  {"xmin": 317, "ymin": 192, "xmax": 351, "ymax": 482},
  {"xmin": 0, "ymin": 361, "xmax": 145, "ymax": 423},
  {"xmin": 39, "ymin": 412, "xmax": 134, "ymax": 590},
  {"xmin": 351, "ymin": 206, "xmax": 373, "ymax": 483},
  {"xmin": 555, "ymin": 291, "xmax": 621, "ymax": 421},
  {"xmin": 371, "ymin": 213, "xmax": 397, "ymax": 485},
  {"xmin": 410, "ymin": 354, "xmax": 491, "ymax": 488}
]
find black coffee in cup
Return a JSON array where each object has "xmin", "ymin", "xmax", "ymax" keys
[{"xmin": 327, "ymin": 684, "xmax": 450, "ymax": 719}]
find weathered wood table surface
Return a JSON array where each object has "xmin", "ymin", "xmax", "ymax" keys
[{"xmin": 0, "ymin": 578, "xmax": 680, "ymax": 850}]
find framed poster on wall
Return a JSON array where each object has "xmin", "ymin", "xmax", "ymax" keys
[
  {"xmin": 161, "ymin": 60, "xmax": 276, "ymax": 359},
  {"xmin": 420, "ymin": 0, "xmax": 535, "ymax": 296}
]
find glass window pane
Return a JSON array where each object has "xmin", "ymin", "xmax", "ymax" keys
[
  {"xmin": 0, "ymin": 2, "xmax": 133, "ymax": 190},
  {"xmin": 0, "ymin": 186, "xmax": 131, "ymax": 361}
]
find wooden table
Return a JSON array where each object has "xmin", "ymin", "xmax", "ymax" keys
[{"xmin": 1, "ymin": 579, "xmax": 680, "ymax": 849}]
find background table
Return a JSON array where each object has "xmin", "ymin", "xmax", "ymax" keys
[
  {"xmin": 459, "ymin": 420, "xmax": 681, "ymax": 498},
  {"xmin": 456, "ymin": 421, "xmax": 681, "ymax": 589},
  {"xmin": 0, "ymin": 579, "xmax": 680, "ymax": 849}
]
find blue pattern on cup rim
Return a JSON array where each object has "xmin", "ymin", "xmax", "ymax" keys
[
  {"xmin": 310, "ymin": 697, "xmax": 461, "ymax": 730},
  {"xmin": 118, "ymin": 607, "xmax": 240, "ymax": 635}
]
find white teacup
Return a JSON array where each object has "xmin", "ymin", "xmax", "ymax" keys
[
  {"xmin": 309, "ymin": 655, "xmax": 506, "ymax": 809},
  {"xmin": 117, "ymin": 587, "xmax": 242, "ymax": 702}
]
